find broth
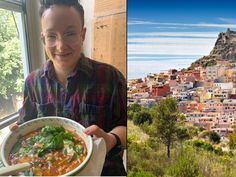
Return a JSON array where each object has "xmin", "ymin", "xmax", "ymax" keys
[{"xmin": 9, "ymin": 125, "xmax": 87, "ymax": 176}]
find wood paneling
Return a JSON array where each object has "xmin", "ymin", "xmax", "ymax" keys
[
  {"xmin": 93, "ymin": 0, "xmax": 126, "ymax": 77},
  {"xmin": 95, "ymin": 0, "xmax": 126, "ymax": 16}
]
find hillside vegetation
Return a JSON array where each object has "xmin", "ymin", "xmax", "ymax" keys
[{"xmin": 128, "ymin": 101, "xmax": 236, "ymax": 177}]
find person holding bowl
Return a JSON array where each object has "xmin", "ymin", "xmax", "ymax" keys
[{"xmin": 10, "ymin": 0, "xmax": 127, "ymax": 176}]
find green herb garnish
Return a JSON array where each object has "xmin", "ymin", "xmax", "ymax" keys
[{"xmin": 27, "ymin": 125, "xmax": 76, "ymax": 157}]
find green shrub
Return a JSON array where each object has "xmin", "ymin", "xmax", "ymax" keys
[
  {"xmin": 128, "ymin": 169, "xmax": 156, "ymax": 177},
  {"xmin": 192, "ymin": 140, "xmax": 226, "ymax": 156},
  {"xmin": 199, "ymin": 127, "xmax": 206, "ymax": 132},
  {"xmin": 229, "ymin": 133, "xmax": 236, "ymax": 149},
  {"xmin": 133, "ymin": 111, "xmax": 152, "ymax": 125},
  {"xmin": 198, "ymin": 130, "xmax": 210, "ymax": 138},
  {"xmin": 214, "ymin": 147, "xmax": 223, "ymax": 156},
  {"xmin": 209, "ymin": 131, "xmax": 221, "ymax": 144},
  {"xmin": 193, "ymin": 140, "xmax": 205, "ymax": 147},
  {"xmin": 146, "ymin": 137, "xmax": 161, "ymax": 149},
  {"xmin": 177, "ymin": 127, "xmax": 191, "ymax": 141},
  {"xmin": 202, "ymin": 143, "xmax": 214, "ymax": 152},
  {"xmin": 128, "ymin": 110, "xmax": 135, "ymax": 120},
  {"xmin": 167, "ymin": 152, "xmax": 203, "ymax": 177},
  {"xmin": 128, "ymin": 134, "xmax": 135, "ymax": 145},
  {"xmin": 128, "ymin": 103, "xmax": 142, "ymax": 112}
]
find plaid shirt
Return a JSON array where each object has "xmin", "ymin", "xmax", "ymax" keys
[
  {"xmin": 18, "ymin": 54, "xmax": 126, "ymax": 130},
  {"xmin": 17, "ymin": 54, "xmax": 127, "ymax": 175}
]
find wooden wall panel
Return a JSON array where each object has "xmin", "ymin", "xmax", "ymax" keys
[
  {"xmin": 93, "ymin": 17, "xmax": 113, "ymax": 63},
  {"xmin": 92, "ymin": 0, "xmax": 127, "ymax": 77},
  {"xmin": 95, "ymin": 0, "xmax": 126, "ymax": 16},
  {"xmin": 110, "ymin": 13, "xmax": 126, "ymax": 76}
]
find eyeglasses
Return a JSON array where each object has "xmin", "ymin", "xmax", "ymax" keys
[{"xmin": 42, "ymin": 31, "xmax": 82, "ymax": 48}]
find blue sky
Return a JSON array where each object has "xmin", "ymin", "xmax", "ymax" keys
[
  {"xmin": 128, "ymin": 0, "xmax": 236, "ymax": 79},
  {"xmin": 128, "ymin": 0, "xmax": 236, "ymax": 56}
]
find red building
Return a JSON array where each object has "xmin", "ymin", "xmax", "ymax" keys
[
  {"xmin": 230, "ymin": 94, "xmax": 236, "ymax": 99},
  {"xmin": 152, "ymin": 84, "xmax": 170, "ymax": 97},
  {"xmin": 184, "ymin": 70, "xmax": 201, "ymax": 81}
]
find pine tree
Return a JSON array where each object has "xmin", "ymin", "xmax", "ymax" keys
[{"xmin": 154, "ymin": 97, "xmax": 179, "ymax": 158}]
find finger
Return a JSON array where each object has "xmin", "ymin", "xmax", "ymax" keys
[
  {"xmin": 9, "ymin": 123, "xmax": 18, "ymax": 131},
  {"xmin": 92, "ymin": 135, "xmax": 98, "ymax": 140},
  {"xmin": 83, "ymin": 125, "xmax": 98, "ymax": 134},
  {"xmin": 83, "ymin": 128, "xmax": 91, "ymax": 135}
]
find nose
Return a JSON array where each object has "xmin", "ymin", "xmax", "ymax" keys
[{"xmin": 56, "ymin": 38, "xmax": 67, "ymax": 51}]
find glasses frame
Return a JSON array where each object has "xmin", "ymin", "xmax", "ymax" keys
[{"xmin": 41, "ymin": 29, "xmax": 84, "ymax": 48}]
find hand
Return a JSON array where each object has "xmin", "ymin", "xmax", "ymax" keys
[
  {"xmin": 83, "ymin": 125, "xmax": 116, "ymax": 152},
  {"xmin": 9, "ymin": 122, "xmax": 18, "ymax": 131},
  {"xmin": 83, "ymin": 125, "xmax": 105, "ymax": 138}
]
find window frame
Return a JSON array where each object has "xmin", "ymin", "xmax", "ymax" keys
[
  {"xmin": 0, "ymin": 0, "xmax": 23, "ymax": 12},
  {"xmin": 0, "ymin": 0, "xmax": 45, "ymax": 128},
  {"xmin": 0, "ymin": 0, "xmax": 28, "ymax": 127}
]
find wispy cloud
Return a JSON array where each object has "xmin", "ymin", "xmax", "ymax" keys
[
  {"xmin": 154, "ymin": 26, "xmax": 190, "ymax": 29},
  {"xmin": 128, "ymin": 56, "xmax": 199, "ymax": 60},
  {"xmin": 219, "ymin": 17, "xmax": 236, "ymax": 23},
  {"xmin": 127, "ymin": 19, "xmax": 227, "ymax": 66},
  {"xmin": 128, "ymin": 20, "xmax": 236, "ymax": 28},
  {"xmin": 128, "ymin": 20, "xmax": 159, "ymax": 25},
  {"xmin": 128, "ymin": 31, "xmax": 218, "ymax": 56},
  {"xmin": 128, "ymin": 41, "xmax": 215, "ymax": 55},
  {"xmin": 128, "ymin": 32, "xmax": 218, "ymax": 38},
  {"xmin": 128, "ymin": 37, "xmax": 216, "ymax": 44}
]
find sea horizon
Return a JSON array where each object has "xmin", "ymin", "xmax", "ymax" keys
[{"xmin": 128, "ymin": 55, "xmax": 201, "ymax": 80}]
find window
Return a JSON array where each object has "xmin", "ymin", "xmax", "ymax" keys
[
  {"xmin": 0, "ymin": 0, "xmax": 30, "ymax": 143},
  {"xmin": 0, "ymin": 8, "xmax": 25, "ymax": 119},
  {"xmin": 0, "ymin": 0, "xmax": 30, "ymax": 120}
]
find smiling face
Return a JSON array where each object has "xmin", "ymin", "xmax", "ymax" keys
[{"xmin": 41, "ymin": 5, "xmax": 86, "ymax": 70}]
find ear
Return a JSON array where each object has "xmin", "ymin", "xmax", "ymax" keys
[
  {"xmin": 40, "ymin": 32, "xmax": 45, "ymax": 40},
  {"xmin": 40, "ymin": 32, "xmax": 46, "ymax": 45},
  {"xmin": 81, "ymin": 27, "xmax": 86, "ymax": 41}
]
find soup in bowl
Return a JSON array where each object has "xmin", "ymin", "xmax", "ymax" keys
[{"xmin": 0, "ymin": 117, "xmax": 93, "ymax": 176}]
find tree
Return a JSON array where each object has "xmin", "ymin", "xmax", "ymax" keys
[
  {"xmin": 153, "ymin": 97, "xmax": 179, "ymax": 158},
  {"xmin": 209, "ymin": 131, "xmax": 220, "ymax": 144},
  {"xmin": 176, "ymin": 127, "xmax": 190, "ymax": 142},
  {"xmin": 128, "ymin": 110, "xmax": 135, "ymax": 120},
  {"xmin": 128, "ymin": 103, "xmax": 142, "ymax": 120},
  {"xmin": 133, "ymin": 111, "xmax": 152, "ymax": 125},
  {"xmin": 128, "ymin": 103, "xmax": 142, "ymax": 112},
  {"xmin": 0, "ymin": 9, "xmax": 24, "ymax": 113}
]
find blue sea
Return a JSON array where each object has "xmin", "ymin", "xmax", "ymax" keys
[{"xmin": 128, "ymin": 55, "xmax": 202, "ymax": 80}]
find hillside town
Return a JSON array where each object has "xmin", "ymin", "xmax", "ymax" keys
[{"xmin": 128, "ymin": 59, "xmax": 236, "ymax": 137}]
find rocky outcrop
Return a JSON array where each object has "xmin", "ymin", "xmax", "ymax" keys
[
  {"xmin": 211, "ymin": 28, "xmax": 236, "ymax": 60},
  {"xmin": 190, "ymin": 28, "xmax": 236, "ymax": 69}
]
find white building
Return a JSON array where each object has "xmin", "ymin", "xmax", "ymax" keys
[{"xmin": 214, "ymin": 82, "xmax": 234, "ymax": 90}]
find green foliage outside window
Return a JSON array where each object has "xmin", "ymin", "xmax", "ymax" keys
[
  {"xmin": 0, "ymin": 9, "xmax": 24, "ymax": 116},
  {"xmin": 0, "ymin": 9, "xmax": 24, "ymax": 99}
]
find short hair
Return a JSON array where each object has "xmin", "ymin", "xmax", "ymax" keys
[{"xmin": 39, "ymin": 0, "xmax": 84, "ymax": 26}]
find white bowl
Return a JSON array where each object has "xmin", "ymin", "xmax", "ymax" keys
[{"xmin": 0, "ymin": 116, "xmax": 93, "ymax": 176}]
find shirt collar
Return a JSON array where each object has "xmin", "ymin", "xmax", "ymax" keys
[
  {"xmin": 42, "ymin": 60, "xmax": 55, "ymax": 80},
  {"xmin": 75, "ymin": 53, "xmax": 93, "ymax": 79},
  {"xmin": 42, "ymin": 54, "xmax": 93, "ymax": 80}
]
